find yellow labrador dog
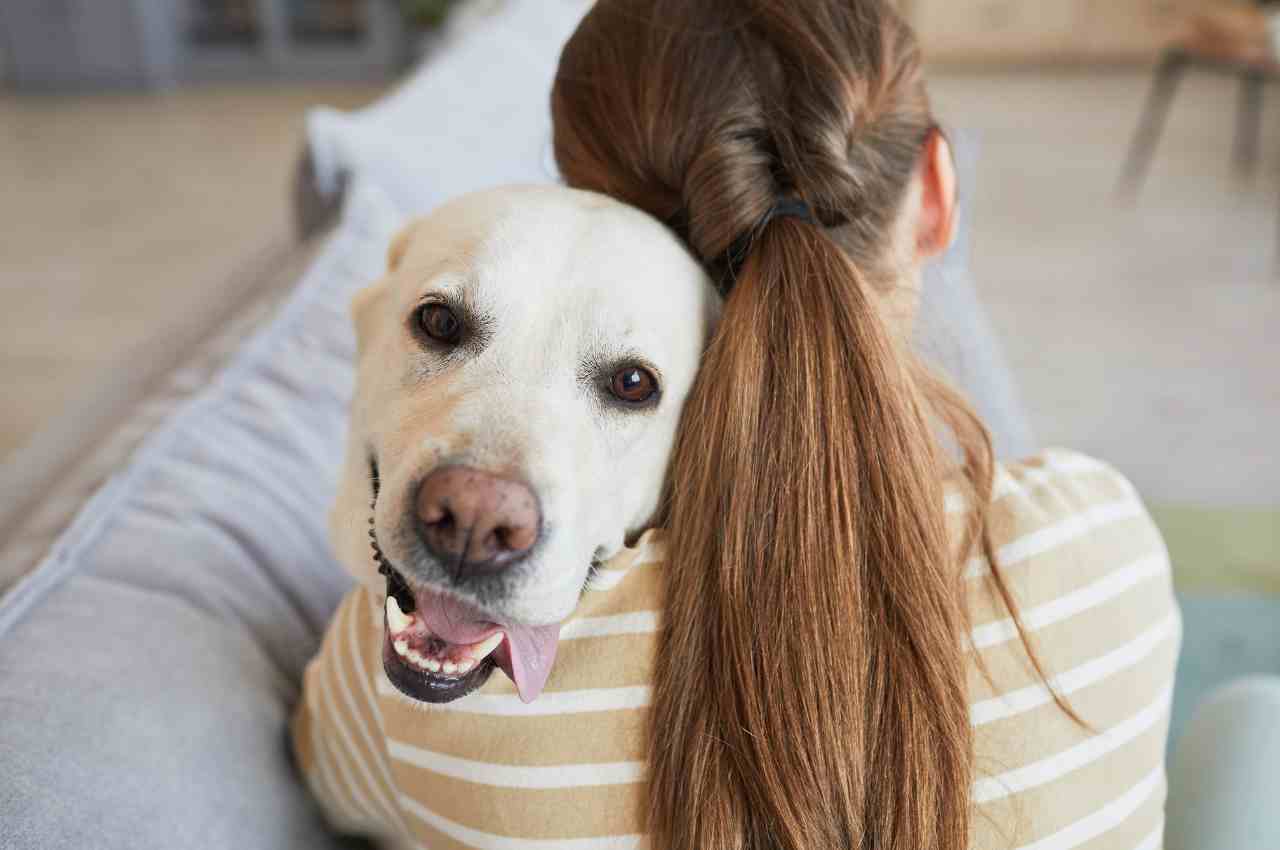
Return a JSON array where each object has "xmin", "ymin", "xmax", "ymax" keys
[{"xmin": 325, "ymin": 184, "xmax": 717, "ymax": 708}]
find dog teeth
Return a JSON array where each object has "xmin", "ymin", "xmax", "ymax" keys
[
  {"xmin": 470, "ymin": 633, "xmax": 504, "ymax": 663},
  {"xmin": 390, "ymin": 624, "xmax": 502, "ymax": 678},
  {"xmin": 385, "ymin": 595, "xmax": 413, "ymax": 633}
]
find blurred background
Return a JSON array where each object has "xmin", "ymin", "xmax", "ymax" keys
[{"xmin": 0, "ymin": 0, "xmax": 1276, "ymax": 738}]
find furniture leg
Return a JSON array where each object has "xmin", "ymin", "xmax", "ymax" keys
[
  {"xmin": 1118, "ymin": 50, "xmax": 1190, "ymax": 199},
  {"xmin": 1233, "ymin": 68, "xmax": 1265, "ymax": 179}
]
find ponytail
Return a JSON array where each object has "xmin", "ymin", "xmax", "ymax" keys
[{"xmin": 649, "ymin": 218, "xmax": 971, "ymax": 850}]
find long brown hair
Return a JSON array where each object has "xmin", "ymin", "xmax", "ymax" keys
[{"xmin": 553, "ymin": 3, "xmax": 1050, "ymax": 848}]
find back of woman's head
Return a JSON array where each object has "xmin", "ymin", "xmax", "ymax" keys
[{"xmin": 553, "ymin": 3, "xmax": 995, "ymax": 849}]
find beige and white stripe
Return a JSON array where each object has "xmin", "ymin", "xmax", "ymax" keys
[{"xmin": 293, "ymin": 448, "xmax": 1180, "ymax": 849}]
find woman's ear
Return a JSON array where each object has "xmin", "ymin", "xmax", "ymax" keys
[{"xmin": 914, "ymin": 129, "xmax": 958, "ymax": 261}]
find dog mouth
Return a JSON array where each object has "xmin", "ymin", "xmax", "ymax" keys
[
  {"xmin": 380, "ymin": 575, "xmax": 502, "ymax": 704},
  {"xmin": 370, "ymin": 516, "xmax": 561, "ymax": 705}
]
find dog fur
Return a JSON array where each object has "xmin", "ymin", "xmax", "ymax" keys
[{"xmin": 330, "ymin": 184, "xmax": 718, "ymax": 636}]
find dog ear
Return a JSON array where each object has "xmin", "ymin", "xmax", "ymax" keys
[
  {"xmin": 351, "ymin": 220, "xmax": 423, "ymax": 354},
  {"xmin": 329, "ymin": 425, "xmax": 381, "ymax": 586},
  {"xmin": 330, "ymin": 222, "xmax": 424, "ymax": 586},
  {"xmin": 348, "ymin": 282, "xmax": 388, "ymax": 357},
  {"xmin": 386, "ymin": 221, "xmax": 417, "ymax": 271},
  {"xmin": 348, "ymin": 221, "xmax": 419, "ymax": 353}
]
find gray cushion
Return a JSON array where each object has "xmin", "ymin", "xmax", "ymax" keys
[{"xmin": 0, "ymin": 179, "xmax": 402, "ymax": 850}]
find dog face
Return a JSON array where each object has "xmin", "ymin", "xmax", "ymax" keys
[{"xmin": 331, "ymin": 185, "xmax": 718, "ymax": 703}]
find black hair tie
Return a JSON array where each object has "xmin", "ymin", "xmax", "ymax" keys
[
  {"xmin": 760, "ymin": 197, "xmax": 816, "ymax": 228},
  {"xmin": 717, "ymin": 198, "xmax": 816, "ymax": 294}
]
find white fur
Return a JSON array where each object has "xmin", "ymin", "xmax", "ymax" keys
[{"xmin": 330, "ymin": 185, "xmax": 719, "ymax": 626}]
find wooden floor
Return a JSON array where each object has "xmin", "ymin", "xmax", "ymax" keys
[
  {"xmin": 0, "ymin": 71, "xmax": 1276, "ymax": 508},
  {"xmin": 931, "ymin": 69, "xmax": 1279, "ymax": 507},
  {"xmin": 0, "ymin": 82, "xmax": 381, "ymax": 461}
]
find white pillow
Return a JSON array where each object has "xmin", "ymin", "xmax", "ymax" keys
[{"xmin": 307, "ymin": 0, "xmax": 591, "ymax": 214}]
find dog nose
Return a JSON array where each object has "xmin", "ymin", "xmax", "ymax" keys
[{"xmin": 415, "ymin": 466, "xmax": 541, "ymax": 577}]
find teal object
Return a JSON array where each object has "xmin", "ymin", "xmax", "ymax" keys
[{"xmin": 1170, "ymin": 595, "xmax": 1280, "ymax": 756}]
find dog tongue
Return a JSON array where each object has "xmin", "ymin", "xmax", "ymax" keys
[{"xmin": 411, "ymin": 587, "xmax": 561, "ymax": 703}]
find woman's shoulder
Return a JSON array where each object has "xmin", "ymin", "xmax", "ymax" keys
[
  {"xmin": 964, "ymin": 448, "xmax": 1178, "ymax": 645},
  {"xmin": 980, "ymin": 448, "xmax": 1168, "ymax": 566},
  {"xmin": 995, "ymin": 448, "xmax": 1142, "ymax": 512},
  {"xmin": 967, "ymin": 447, "xmax": 1179, "ymax": 645}
]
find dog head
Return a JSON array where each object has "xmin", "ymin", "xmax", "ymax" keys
[{"xmin": 331, "ymin": 185, "xmax": 718, "ymax": 703}]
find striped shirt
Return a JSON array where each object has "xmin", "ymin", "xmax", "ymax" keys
[{"xmin": 292, "ymin": 448, "xmax": 1181, "ymax": 850}]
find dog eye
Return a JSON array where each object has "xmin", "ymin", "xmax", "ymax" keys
[
  {"xmin": 609, "ymin": 367, "xmax": 658, "ymax": 404},
  {"xmin": 418, "ymin": 304, "xmax": 462, "ymax": 346}
]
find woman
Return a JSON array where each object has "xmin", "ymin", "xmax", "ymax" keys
[{"xmin": 551, "ymin": 2, "xmax": 1179, "ymax": 849}]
